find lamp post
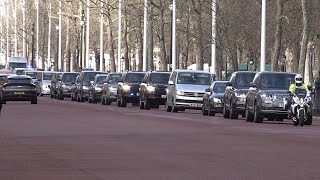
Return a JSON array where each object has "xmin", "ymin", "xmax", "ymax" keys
[
  {"xmin": 55, "ymin": 25, "xmax": 59, "ymax": 71},
  {"xmin": 80, "ymin": 10, "xmax": 85, "ymax": 70},
  {"xmin": 31, "ymin": 23, "xmax": 35, "ymax": 68},
  {"xmin": 169, "ymin": 3, "xmax": 173, "ymax": 71}
]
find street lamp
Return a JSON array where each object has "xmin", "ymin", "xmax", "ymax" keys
[
  {"xmin": 55, "ymin": 25, "xmax": 59, "ymax": 71},
  {"xmin": 79, "ymin": 10, "xmax": 85, "ymax": 70},
  {"xmin": 31, "ymin": 23, "xmax": 35, "ymax": 68}
]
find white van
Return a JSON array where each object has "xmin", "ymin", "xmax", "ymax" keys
[{"xmin": 6, "ymin": 57, "xmax": 28, "ymax": 70}]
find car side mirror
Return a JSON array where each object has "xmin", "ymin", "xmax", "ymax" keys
[
  {"xmin": 205, "ymin": 88, "xmax": 211, "ymax": 92},
  {"xmin": 226, "ymin": 82, "xmax": 232, "ymax": 86},
  {"xmin": 168, "ymin": 80, "xmax": 174, "ymax": 85},
  {"xmin": 249, "ymin": 82, "xmax": 256, "ymax": 88}
]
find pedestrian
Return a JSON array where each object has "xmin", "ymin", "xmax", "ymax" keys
[{"xmin": 314, "ymin": 71, "xmax": 320, "ymax": 110}]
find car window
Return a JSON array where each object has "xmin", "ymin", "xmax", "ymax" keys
[
  {"xmin": 25, "ymin": 72, "xmax": 37, "ymax": 79},
  {"xmin": 62, "ymin": 74, "xmax": 78, "ymax": 83},
  {"xmin": 177, "ymin": 72, "xmax": 211, "ymax": 85},
  {"xmin": 125, "ymin": 73, "xmax": 145, "ymax": 83},
  {"xmin": 83, "ymin": 72, "xmax": 100, "ymax": 82},
  {"xmin": 96, "ymin": 76, "xmax": 108, "ymax": 84},
  {"xmin": 150, "ymin": 73, "xmax": 170, "ymax": 84},
  {"xmin": 213, "ymin": 83, "xmax": 227, "ymax": 93},
  {"xmin": 234, "ymin": 73, "xmax": 256, "ymax": 88},
  {"xmin": 108, "ymin": 74, "xmax": 122, "ymax": 84},
  {"xmin": 43, "ymin": 73, "xmax": 53, "ymax": 80},
  {"xmin": 258, "ymin": 74, "xmax": 295, "ymax": 90},
  {"xmin": 7, "ymin": 78, "xmax": 32, "ymax": 84}
]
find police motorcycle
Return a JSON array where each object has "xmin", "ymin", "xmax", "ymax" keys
[{"xmin": 287, "ymin": 88, "xmax": 313, "ymax": 126}]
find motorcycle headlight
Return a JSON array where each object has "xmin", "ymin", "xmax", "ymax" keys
[
  {"xmin": 123, "ymin": 85, "xmax": 131, "ymax": 91},
  {"xmin": 213, "ymin": 97, "xmax": 222, "ymax": 103},
  {"xmin": 177, "ymin": 90, "xmax": 184, "ymax": 95},
  {"xmin": 110, "ymin": 87, "xmax": 117, "ymax": 91},
  {"xmin": 62, "ymin": 84, "xmax": 66, "ymax": 88},
  {"xmin": 146, "ymin": 86, "xmax": 156, "ymax": 92}
]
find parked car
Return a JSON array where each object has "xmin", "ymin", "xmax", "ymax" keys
[
  {"xmin": 88, "ymin": 74, "xmax": 109, "ymax": 103},
  {"xmin": 35, "ymin": 71, "xmax": 53, "ymax": 96},
  {"xmin": 76, "ymin": 71, "xmax": 107, "ymax": 102},
  {"xmin": 165, "ymin": 70, "xmax": 213, "ymax": 112},
  {"xmin": 14, "ymin": 68, "xmax": 26, "ymax": 75},
  {"xmin": 101, "ymin": 73, "xmax": 122, "ymax": 105},
  {"xmin": 1, "ymin": 75, "xmax": 37, "ymax": 104},
  {"xmin": 50, "ymin": 72, "xmax": 63, "ymax": 98},
  {"xmin": 117, "ymin": 72, "xmax": 146, "ymax": 107},
  {"xmin": 139, "ymin": 71, "xmax": 171, "ymax": 110},
  {"xmin": 56, "ymin": 72, "xmax": 80, "ymax": 100},
  {"xmin": 245, "ymin": 72, "xmax": 296, "ymax": 123},
  {"xmin": 202, "ymin": 81, "xmax": 228, "ymax": 116},
  {"xmin": 70, "ymin": 75, "xmax": 80, "ymax": 101},
  {"xmin": 223, "ymin": 71, "xmax": 256, "ymax": 119},
  {"xmin": 25, "ymin": 70, "xmax": 38, "ymax": 83}
]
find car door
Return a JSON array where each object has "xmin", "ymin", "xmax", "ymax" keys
[{"xmin": 247, "ymin": 74, "xmax": 260, "ymax": 110}]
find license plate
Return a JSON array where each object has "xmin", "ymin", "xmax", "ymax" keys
[
  {"xmin": 279, "ymin": 103, "xmax": 284, "ymax": 108},
  {"xmin": 14, "ymin": 92, "xmax": 24, "ymax": 95},
  {"xmin": 190, "ymin": 103, "xmax": 201, "ymax": 107},
  {"xmin": 161, "ymin": 95, "xmax": 166, "ymax": 98}
]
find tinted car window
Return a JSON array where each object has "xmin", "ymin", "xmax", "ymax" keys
[
  {"xmin": 258, "ymin": 74, "xmax": 295, "ymax": 90},
  {"xmin": 9, "ymin": 62, "xmax": 26, "ymax": 69},
  {"xmin": 25, "ymin": 72, "xmax": 37, "ymax": 79},
  {"xmin": 177, "ymin": 72, "xmax": 211, "ymax": 85},
  {"xmin": 125, "ymin": 73, "xmax": 145, "ymax": 83},
  {"xmin": 84, "ymin": 72, "xmax": 100, "ymax": 82},
  {"xmin": 234, "ymin": 73, "xmax": 256, "ymax": 88},
  {"xmin": 213, "ymin": 83, "xmax": 226, "ymax": 93},
  {"xmin": 96, "ymin": 76, "xmax": 108, "ymax": 84},
  {"xmin": 43, "ymin": 73, "xmax": 53, "ymax": 80},
  {"xmin": 108, "ymin": 74, "xmax": 122, "ymax": 84},
  {"xmin": 7, "ymin": 79, "xmax": 32, "ymax": 84},
  {"xmin": 150, "ymin": 73, "xmax": 170, "ymax": 83},
  {"xmin": 62, "ymin": 74, "xmax": 78, "ymax": 83}
]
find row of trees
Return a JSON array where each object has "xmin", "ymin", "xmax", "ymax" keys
[{"xmin": 1, "ymin": 0, "xmax": 319, "ymax": 82}]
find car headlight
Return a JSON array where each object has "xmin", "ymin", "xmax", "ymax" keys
[
  {"xmin": 42, "ymin": 84, "xmax": 47, "ymax": 88},
  {"xmin": 213, "ymin": 97, "xmax": 222, "ymax": 103},
  {"xmin": 146, "ymin": 86, "xmax": 156, "ymax": 92},
  {"xmin": 62, "ymin": 84, "xmax": 66, "ymax": 88},
  {"xmin": 83, "ymin": 86, "xmax": 90, "ymax": 90},
  {"xmin": 95, "ymin": 87, "xmax": 102, "ymax": 91},
  {"xmin": 235, "ymin": 93, "xmax": 246, "ymax": 98},
  {"xmin": 110, "ymin": 87, "xmax": 117, "ymax": 91},
  {"xmin": 261, "ymin": 94, "xmax": 272, "ymax": 103},
  {"xmin": 123, "ymin": 85, "xmax": 131, "ymax": 91},
  {"xmin": 177, "ymin": 90, "xmax": 184, "ymax": 95}
]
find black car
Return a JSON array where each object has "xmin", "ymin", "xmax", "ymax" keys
[
  {"xmin": 1, "ymin": 75, "xmax": 37, "ymax": 104},
  {"xmin": 245, "ymin": 72, "xmax": 296, "ymax": 123},
  {"xmin": 139, "ymin": 71, "xmax": 170, "ymax": 110},
  {"xmin": 57, "ymin": 72, "xmax": 80, "ymax": 100},
  {"xmin": 202, "ymin": 81, "xmax": 227, "ymax": 116},
  {"xmin": 88, "ymin": 74, "xmax": 109, "ymax": 103},
  {"xmin": 101, "ymin": 73, "xmax": 123, "ymax": 105},
  {"xmin": 117, "ymin": 72, "xmax": 146, "ymax": 107},
  {"xmin": 223, "ymin": 71, "xmax": 256, "ymax": 119},
  {"xmin": 76, "ymin": 71, "xmax": 107, "ymax": 102},
  {"xmin": 50, "ymin": 72, "xmax": 62, "ymax": 98}
]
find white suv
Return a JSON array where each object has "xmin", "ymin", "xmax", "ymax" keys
[{"xmin": 165, "ymin": 70, "xmax": 213, "ymax": 112}]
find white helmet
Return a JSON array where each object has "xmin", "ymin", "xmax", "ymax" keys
[{"xmin": 295, "ymin": 74, "xmax": 303, "ymax": 84}]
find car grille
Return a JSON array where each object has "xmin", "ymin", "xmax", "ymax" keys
[
  {"xmin": 155, "ymin": 86, "xmax": 166, "ymax": 95},
  {"xmin": 183, "ymin": 92, "xmax": 206, "ymax": 97},
  {"xmin": 176, "ymin": 99, "xmax": 203, "ymax": 104},
  {"xmin": 130, "ymin": 85, "xmax": 140, "ymax": 93}
]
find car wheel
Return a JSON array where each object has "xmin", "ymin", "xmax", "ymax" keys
[
  {"xmin": 80, "ymin": 94, "xmax": 85, "ymax": 102},
  {"xmin": 117, "ymin": 95, "xmax": 121, "ymax": 107},
  {"xmin": 106, "ymin": 99, "xmax": 112, "ymax": 105},
  {"xmin": 139, "ymin": 96, "xmax": 144, "ymax": 109},
  {"xmin": 165, "ymin": 101, "xmax": 172, "ymax": 112},
  {"xmin": 223, "ymin": 103, "xmax": 229, "ymax": 118},
  {"xmin": 88, "ymin": 96, "xmax": 93, "ymax": 103},
  {"xmin": 31, "ymin": 96, "xmax": 37, "ymax": 104},
  {"xmin": 59, "ymin": 92, "xmax": 64, "ymax": 100},
  {"xmin": 245, "ymin": 103, "xmax": 254, "ymax": 122},
  {"xmin": 202, "ymin": 104, "xmax": 208, "ymax": 115},
  {"xmin": 71, "ymin": 95, "xmax": 76, "ymax": 101},
  {"xmin": 120, "ymin": 96, "xmax": 127, "ymax": 107},
  {"xmin": 253, "ymin": 102, "xmax": 263, "ymax": 123},
  {"xmin": 144, "ymin": 97, "xmax": 150, "ymax": 110},
  {"xmin": 208, "ymin": 104, "xmax": 215, "ymax": 116},
  {"xmin": 229, "ymin": 101, "xmax": 238, "ymax": 119}
]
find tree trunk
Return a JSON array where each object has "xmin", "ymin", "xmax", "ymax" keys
[
  {"xmin": 107, "ymin": 15, "xmax": 116, "ymax": 72},
  {"xmin": 192, "ymin": 0, "xmax": 204, "ymax": 70},
  {"xmin": 137, "ymin": 17, "xmax": 143, "ymax": 71},
  {"xmin": 158, "ymin": 0, "xmax": 167, "ymax": 71},
  {"xmin": 147, "ymin": 4, "xmax": 154, "ymax": 71},
  {"xmin": 65, "ymin": 19, "xmax": 70, "ymax": 72},
  {"xmin": 293, "ymin": 40, "xmax": 300, "ymax": 73},
  {"xmin": 298, "ymin": 0, "xmax": 309, "ymax": 76},
  {"xmin": 272, "ymin": 0, "xmax": 283, "ymax": 72},
  {"xmin": 123, "ymin": 11, "xmax": 129, "ymax": 71}
]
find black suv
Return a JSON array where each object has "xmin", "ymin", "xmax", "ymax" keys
[
  {"xmin": 245, "ymin": 72, "xmax": 296, "ymax": 123},
  {"xmin": 76, "ymin": 71, "xmax": 106, "ymax": 102},
  {"xmin": 223, "ymin": 71, "xmax": 256, "ymax": 119},
  {"xmin": 88, "ymin": 74, "xmax": 109, "ymax": 103},
  {"xmin": 117, "ymin": 72, "xmax": 146, "ymax": 107},
  {"xmin": 57, "ymin": 72, "xmax": 79, "ymax": 100},
  {"xmin": 139, "ymin": 71, "xmax": 170, "ymax": 110},
  {"xmin": 50, "ymin": 72, "xmax": 62, "ymax": 98},
  {"xmin": 101, "ymin": 73, "xmax": 123, "ymax": 105}
]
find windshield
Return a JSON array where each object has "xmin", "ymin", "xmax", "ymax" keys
[
  {"xmin": 125, "ymin": 73, "xmax": 145, "ymax": 83},
  {"xmin": 213, "ymin": 83, "xmax": 227, "ymax": 93},
  {"xmin": 43, "ymin": 73, "xmax": 53, "ymax": 80},
  {"xmin": 234, "ymin": 73, "xmax": 256, "ymax": 88},
  {"xmin": 258, "ymin": 74, "xmax": 295, "ymax": 90},
  {"xmin": 108, "ymin": 74, "xmax": 122, "ymax": 84},
  {"xmin": 7, "ymin": 79, "xmax": 32, "ymax": 84},
  {"xmin": 25, "ymin": 72, "xmax": 37, "ymax": 79},
  {"xmin": 62, "ymin": 74, "xmax": 78, "ymax": 83},
  {"xmin": 96, "ymin": 76, "xmax": 108, "ymax": 84},
  {"xmin": 16, "ymin": 70, "xmax": 25, "ymax": 75},
  {"xmin": 150, "ymin": 73, "xmax": 170, "ymax": 84},
  {"xmin": 9, "ymin": 62, "xmax": 27, "ymax": 69},
  {"xmin": 84, "ymin": 72, "xmax": 100, "ymax": 82},
  {"xmin": 177, "ymin": 72, "xmax": 211, "ymax": 85}
]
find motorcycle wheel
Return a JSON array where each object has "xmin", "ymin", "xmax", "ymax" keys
[{"xmin": 299, "ymin": 109, "xmax": 304, "ymax": 127}]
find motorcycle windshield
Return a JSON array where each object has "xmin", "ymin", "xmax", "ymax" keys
[{"xmin": 295, "ymin": 88, "xmax": 307, "ymax": 99}]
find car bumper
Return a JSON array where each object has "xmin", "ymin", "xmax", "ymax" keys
[
  {"xmin": 3, "ymin": 90, "xmax": 36, "ymax": 101},
  {"xmin": 174, "ymin": 95, "xmax": 203, "ymax": 109},
  {"xmin": 234, "ymin": 100, "xmax": 246, "ymax": 112},
  {"xmin": 260, "ymin": 103, "xmax": 288, "ymax": 116},
  {"xmin": 41, "ymin": 87, "xmax": 50, "ymax": 94}
]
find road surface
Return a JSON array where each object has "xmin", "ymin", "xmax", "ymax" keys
[{"xmin": 0, "ymin": 97, "xmax": 319, "ymax": 180}]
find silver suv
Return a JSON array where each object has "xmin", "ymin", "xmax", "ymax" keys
[{"xmin": 165, "ymin": 70, "xmax": 213, "ymax": 112}]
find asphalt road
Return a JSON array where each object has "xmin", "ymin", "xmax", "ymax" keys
[{"xmin": 0, "ymin": 97, "xmax": 320, "ymax": 180}]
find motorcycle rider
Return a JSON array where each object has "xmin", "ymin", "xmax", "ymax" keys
[{"xmin": 288, "ymin": 74, "xmax": 310, "ymax": 117}]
